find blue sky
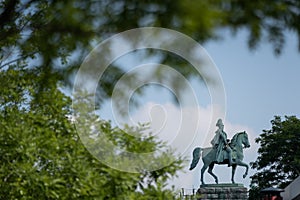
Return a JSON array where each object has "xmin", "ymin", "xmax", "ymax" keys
[
  {"xmin": 102, "ymin": 28, "xmax": 300, "ymax": 132},
  {"xmin": 204, "ymin": 29, "xmax": 300, "ymax": 133}
]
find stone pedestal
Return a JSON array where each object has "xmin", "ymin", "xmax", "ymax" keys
[{"xmin": 197, "ymin": 183, "xmax": 248, "ymax": 200}]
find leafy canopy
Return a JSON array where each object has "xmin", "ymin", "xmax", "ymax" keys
[
  {"xmin": 2, "ymin": 0, "xmax": 300, "ymax": 71},
  {"xmin": 0, "ymin": 67, "xmax": 183, "ymax": 199}
]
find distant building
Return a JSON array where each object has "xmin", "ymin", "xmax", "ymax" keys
[{"xmin": 281, "ymin": 176, "xmax": 300, "ymax": 200}]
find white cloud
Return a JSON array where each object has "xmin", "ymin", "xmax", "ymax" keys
[{"xmin": 129, "ymin": 102, "xmax": 259, "ymax": 190}]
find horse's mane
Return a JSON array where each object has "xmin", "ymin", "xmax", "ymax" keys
[{"xmin": 231, "ymin": 131, "xmax": 244, "ymax": 146}]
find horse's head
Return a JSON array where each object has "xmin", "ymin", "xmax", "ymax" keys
[
  {"xmin": 240, "ymin": 131, "xmax": 250, "ymax": 148},
  {"xmin": 231, "ymin": 131, "xmax": 250, "ymax": 148}
]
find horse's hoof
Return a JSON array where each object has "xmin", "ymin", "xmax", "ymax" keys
[
  {"xmin": 215, "ymin": 179, "xmax": 219, "ymax": 184},
  {"xmin": 243, "ymin": 174, "xmax": 247, "ymax": 178}
]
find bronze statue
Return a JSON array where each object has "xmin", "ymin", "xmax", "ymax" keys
[{"xmin": 189, "ymin": 119, "xmax": 251, "ymax": 185}]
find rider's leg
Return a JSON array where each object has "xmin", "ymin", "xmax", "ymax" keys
[{"xmin": 226, "ymin": 147, "xmax": 233, "ymax": 166}]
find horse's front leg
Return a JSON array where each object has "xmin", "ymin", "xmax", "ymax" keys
[
  {"xmin": 235, "ymin": 160, "xmax": 249, "ymax": 179},
  {"xmin": 231, "ymin": 164, "xmax": 237, "ymax": 184},
  {"xmin": 243, "ymin": 162, "xmax": 249, "ymax": 178}
]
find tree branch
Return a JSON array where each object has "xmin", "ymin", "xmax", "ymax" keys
[{"xmin": 0, "ymin": 52, "xmax": 37, "ymax": 69}]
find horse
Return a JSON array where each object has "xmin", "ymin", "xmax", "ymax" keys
[{"xmin": 189, "ymin": 131, "xmax": 250, "ymax": 185}]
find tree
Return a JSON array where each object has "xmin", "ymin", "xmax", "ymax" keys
[
  {"xmin": 0, "ymin": 67, "xmax": 183, "ymax": 199},
  {"xmin": 249, "ymin": 116, "xmax": 300, "ymax": 199}
]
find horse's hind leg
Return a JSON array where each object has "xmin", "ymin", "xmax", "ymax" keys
[
  {"xmin": 208, "ymin": 163, "xmax": 218, "ymax": 184},
  {"xmin": 200, "ymin": 164, "xmax": 208, "ymax": 185}
]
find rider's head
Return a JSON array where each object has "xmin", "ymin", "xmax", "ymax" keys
[{"xmin": 216, "ymin": 119, "xmax": 224, "ymax": 128}]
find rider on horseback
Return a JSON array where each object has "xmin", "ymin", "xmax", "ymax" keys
[
  {"xmin": 189, "ymin": 120, "xmax": 250, "ymax": 184},
  {"xmin": 211, "ymin": 119, "xmax": 233, "ymax": 166}
]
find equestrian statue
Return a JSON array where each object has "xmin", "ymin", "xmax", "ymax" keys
[{"xmin": 189, "ymin": 119, "xmax": 251, "ymax": 185}]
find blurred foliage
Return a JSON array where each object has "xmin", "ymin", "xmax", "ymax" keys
[
  {"xmin": 1, "ymin": 0, "xmax": 300, "ymax": 87},
  {"xmin": 1, "ymin": 0, "xmax": 300, "ymax": 103},
  {"xmin": 249, "ymin": 116, "xmax": 300, "ymax": 199}
]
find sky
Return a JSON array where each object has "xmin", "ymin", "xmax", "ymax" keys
[
  {"xmin": 205, "ymin": 29, "xmax": 300, "ymax": 133},
  {"xmin": 97, "ymin": 28, "xmax": 300, "ymax": 192}
]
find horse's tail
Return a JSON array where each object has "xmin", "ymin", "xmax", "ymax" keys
[{"xmin": 189, "ymin": 147, "xmax": 202, "ymax": 170}]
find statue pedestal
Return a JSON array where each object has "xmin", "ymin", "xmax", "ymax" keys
[{"xmin": 197, "ymin": 183, "xmax": 248, "ymax": 200}]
